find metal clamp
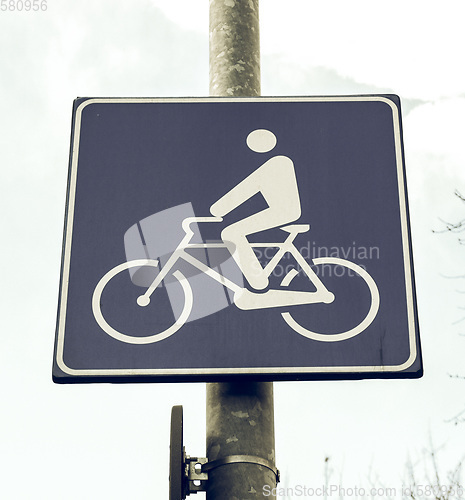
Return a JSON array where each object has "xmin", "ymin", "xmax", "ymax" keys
[
  {"xmin": 184, "ymin": 454, "xmax": 280, "ymax": 496},
  {"xmin": 202, "ymin": 454, "xmax": 280, "ymax": 484}
]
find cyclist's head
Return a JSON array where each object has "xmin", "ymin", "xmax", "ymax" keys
[{"xmin": 246, "ymin": 129, "xmax": 277, "ymax": 153}]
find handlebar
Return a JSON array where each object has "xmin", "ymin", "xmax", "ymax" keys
[{"xmin": 181, "ymin": 216, "xmax": 223, "ymax": 234}]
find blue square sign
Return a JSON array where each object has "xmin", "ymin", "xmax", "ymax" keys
[{"xmin": 53, "ymin": 96, "xmax": 422, "ymax": 382}]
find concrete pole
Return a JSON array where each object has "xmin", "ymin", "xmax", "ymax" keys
[{"xmin": 207, "ymin": 1, "xmax": 276, "ymax": 498}]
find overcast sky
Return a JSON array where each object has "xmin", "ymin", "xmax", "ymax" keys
[{"xmin": 1, "ymin": 1, "xmax": 465, "ymax": 498}]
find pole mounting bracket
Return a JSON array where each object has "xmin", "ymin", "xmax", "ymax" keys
[
  {"xmin": 185, "ymin": 454, "xmax": 208, "ymax": 494},
  {"xmin": 170, "ymin": 406, "xmax": 280, "ymax": 500}
]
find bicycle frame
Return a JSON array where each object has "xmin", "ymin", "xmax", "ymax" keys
[
  {"xmin": 138, "ymin": 216, "xmax": 330, "ymax": 304},
  {"xmin": 93, "ymin": 218, "xmax": 378, "ymax": 343}
]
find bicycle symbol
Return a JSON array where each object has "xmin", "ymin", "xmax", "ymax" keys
[
  {"xmin": 92, "ymin": 216, "xmax": 380, "ymax": 344},
  {"xmin": 91, "ymin": 129, "xmax": 380, "ymax": 344}
]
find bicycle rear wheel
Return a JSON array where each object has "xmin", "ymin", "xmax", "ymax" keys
[{"xmin": 280, "ymin": 257, "xmax": 379, "ymax": 342}]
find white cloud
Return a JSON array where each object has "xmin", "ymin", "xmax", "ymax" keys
[
  {"xmin": 261, "ymin": 0, "xmax": 465, "ymax": 100},
  {"xmin": 403, "ymin": 97, "xmax": 465, "ymax": 233},
  {"xmin": 149, "ymin": 0, "xmax": 208, "ymax": 34},
  {"xmin": 405, "ymin": 97, "xmax": 465, "ymax": 167}
]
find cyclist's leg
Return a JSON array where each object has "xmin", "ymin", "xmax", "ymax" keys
[
  {"xmin": 222, "ymin": 205, "xmax": 298, "ymax": 290},
  {"xmin": 222, "ymin": 212, "xmax": 269, "ymax": 290}
]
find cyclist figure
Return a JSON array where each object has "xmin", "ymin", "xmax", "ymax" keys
[{"xmin": 210, "ymin": 129, "xmax": 301, "ymax": 290}]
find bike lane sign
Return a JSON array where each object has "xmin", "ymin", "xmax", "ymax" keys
[{"xmin": 53, "ymin": 96, "xmax": 422, "ymax": 382}]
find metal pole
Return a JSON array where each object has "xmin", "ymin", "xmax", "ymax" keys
[
  {"xmin": 209, "ymin": 0, "xmax": 261, "ymax": 97},
  {"xmin": 206, "ymin": 382, "xmax": 276, "ymax": 498},
  {"xmin": 207, "ymin": 1, "xmax": 276, "ymax": 498}
]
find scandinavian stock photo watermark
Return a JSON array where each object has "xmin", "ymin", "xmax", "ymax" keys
[
  {"xmin": 262, "ymin": 483, "xmax": 464, "ymax": 498},
  {"xmin": 252, "ymin": 241, "xmax": 380, "ymax": 279}
]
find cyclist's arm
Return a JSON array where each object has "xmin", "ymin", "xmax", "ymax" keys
[{"xmin": 210, "ymin": 160, "xmax": 273, "ymax": 217}]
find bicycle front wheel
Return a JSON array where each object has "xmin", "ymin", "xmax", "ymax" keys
[
  {"xmin": 92, "ymin": 259, "xmax": 193, "ymax": 344},
  {"xmin": 280, "ymin": 257, "xmax": 380, "ymax": 342}
]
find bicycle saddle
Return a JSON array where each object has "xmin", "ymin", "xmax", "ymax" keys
[{"xmin": 280, "ymin": 224, "xmax": 310, "ymax": 234}]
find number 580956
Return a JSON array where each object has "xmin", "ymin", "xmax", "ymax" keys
[{"xmin": 1, "ymin": 0, "xmax": 48, "ymax": 11}]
